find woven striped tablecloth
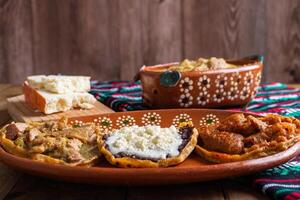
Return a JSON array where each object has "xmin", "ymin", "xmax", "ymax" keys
[{"xmin": 90, "ymin": 81, "xmax": 300, "ymax": 200}]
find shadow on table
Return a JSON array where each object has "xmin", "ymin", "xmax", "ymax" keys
[{"xmin": 4, "ymin": 174, "xmax": 269, "ymax": 200}]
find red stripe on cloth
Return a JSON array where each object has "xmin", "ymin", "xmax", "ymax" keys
[
  {"xmin": 260, "ymin": 82, "xmax": 279, "ymax": 86},
  {"xmin": 284, "ymin": 192, "xmax": 300, "ymax": 200},
  {"xmin": 284, "ymin": 195, "xmax": 297, "ymax": 200},
  {"xmin": 255, "ymin": 179, "xmax": 300, "ymax": 183},
  {"xmin": 262, "ymin": 108, "xmax": 286, "ymax": 113},
  {"xmin": 254, "ymin": 92, "xmax": 300, "ymax": 99},
  {"xmin": 274, "ymin": 100, "xmax": 300, "ymax": 105},
  {"xmin": 290, "ymin": 192, "xmax": 300, "ymax": 198}
]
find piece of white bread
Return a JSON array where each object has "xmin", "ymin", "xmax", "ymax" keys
[
  {"xmin": 27, "ymin": 75, "xmax": 91, "ymax": 94},
  {"xmin": 23, "ymin": 81, "xmax": 96, "ymax": 114}
]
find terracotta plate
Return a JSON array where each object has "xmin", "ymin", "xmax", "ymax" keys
[{"xmin": 1, "ymin": 109, "xmax": 299, "ymax": 185}]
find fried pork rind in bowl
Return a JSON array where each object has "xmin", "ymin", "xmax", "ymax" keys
[
  {"xmin": 137, "ymin": 55, "xmax": 263, "ymax": 109},
  {"xmin": 98, "ymin": 123, "xmax": 198, "ymax": 168},
  {"xmin": 0, "ymin": 117, "xmax": 101, "ymax": 166},
  {"xmin": 195, "ymin": 113, "xmax": 300, "ymax": 163}
]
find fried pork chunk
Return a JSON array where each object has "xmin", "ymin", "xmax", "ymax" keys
[
  {"xmin": 217, "ymin": 113, "xmax": 267, "ymax": 136},
  {"xmin": 196, "ymin": 113, "xmax": 300, "ymax": 163},
  {"xmin": 198, "ymin": 126, "xmax": 244, "ymax": 154},
  {"xmin": 0, "ymin": 117, "xmax": 100, "ymax": 166},
  {"xmin": 244, "ymin": 121, "xmax": 297, "ymax": 147},
  {"xmin": 28, "ymin": 124, "xmax": 99, "ymax": 163}
]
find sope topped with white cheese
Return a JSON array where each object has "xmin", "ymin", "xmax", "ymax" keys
[{"xmin": 105, "ymin": 125, "xmax": 183, "ymax": 160}]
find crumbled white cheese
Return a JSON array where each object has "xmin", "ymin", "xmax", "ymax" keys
[{"xmin": 105, "ymin": 125, "xmax": 183, "ymax": 160}]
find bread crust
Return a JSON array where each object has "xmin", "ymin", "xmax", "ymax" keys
[
  {"xmin": 98, "ymin": 127, "xmax": 198, "ymax": 168},
  {"xmin": 23, "ymin": 81, "xmax": 47, "ymax": 113}
]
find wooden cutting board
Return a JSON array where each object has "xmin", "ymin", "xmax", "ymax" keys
[{"xmin": 7, "ymin": 95, "xmax": 114, "ymax": 122}]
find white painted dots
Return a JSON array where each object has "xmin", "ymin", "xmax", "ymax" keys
[
  {"xmin": 178, "ymin": 77, "xmax": 194, "ymax": 107},
  {"xmin": 116, "ymin": 116, "xmax": 136, "ymax": 128},
  {"xmin": 172, "ymin": 113, "xmax": 193, "ymax": 127},
  {"xmin": 95, "ymin": 117, "xmax": 113, "ymax": 131},
  {"xmin": 179, "ymin": 93, "xmax": 193, "ymax": 107},
  {"xmin": 141, "ymin": 112, "xmax": 162, "ymax": 126},
  {"xmin": 199, "ymin": 114, "xmax": 219, "ymax": 126},
  {"xmin": 197, "ymin": 90, "xmax": 210, "ymax": 106},
  {"xmin": 177, "ymin": 71, "xmax": 259, "ymax": 106}
]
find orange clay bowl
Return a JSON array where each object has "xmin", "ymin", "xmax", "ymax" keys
[{"xmin": 137, "ymin": 55, "xmax": 263, "ymax": 109}]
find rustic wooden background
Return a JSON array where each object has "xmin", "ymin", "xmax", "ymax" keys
[{"xmin": 0, "ymin": 0, "xmax": 300, "ymax": 84}]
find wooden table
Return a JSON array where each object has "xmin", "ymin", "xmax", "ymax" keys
[{"xmin": 4, "ymin": 84, "xmax": 300, "ymax": 200}]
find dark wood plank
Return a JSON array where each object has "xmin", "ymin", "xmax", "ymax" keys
[
  {"xmin": 0, "ymin": 163, "xmax": 21, "ymax": 200},
  {"xmin": 0, "ymin": 0, "xmax": 7, "ymax": 83},
  {"xmin": 119, "ymin": 0, "xmax": 182, "ymax": 80},
  {"xmin": 0, "ymin": 84, "xmax": 22, "ymax": 125},
  {"xmin": 222, "ymin": 180, "xmax": 270, "ymax": 200},
  {"xmin": 140, "ymin": 0, "xmax": 182, "ymax": 66},
  {"xmin": 127, "ymin": 182, "xmax": 224, "ymax": 200},
  {"xmin": 265, "ymin": 0, "xmax": 300, "ymax": 83},
  {"xmin": 0, "ymin": 84, "xmax": 23, "ymax": 200},
  {"xmin": 0, "ymin": 0, "xmax": 183, "ymax": 83},
  {"xmin": 0, "ymin": 84, "xmax": 22, "ymax": 110},
  {"xmin": 4, "ymin": 174, "xmax": 126, "ymax": 200},
  {"xmin": 183, "ymin": 0, "xmax": 266, "ymax": 59},
  {"xmin": 30, "ymin": 0, "xmax": 120, "ymax": 81},
  {"xmin": 1, "ymin": 0, "xmax": 300, "ymax": 83},
  {"xmin": 118, "ymin": 0, "xmax": 144, "ymax": 80},
  {"xmin": 0, "ymin": 0, "xmax": 34, "ymax": 84}
]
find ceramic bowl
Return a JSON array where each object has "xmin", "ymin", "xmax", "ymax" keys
[{"xmin": 137, "ymin": 55, "xmax": 263, "ymax": 109}]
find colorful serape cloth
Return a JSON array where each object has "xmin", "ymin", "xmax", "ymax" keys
[
  {"xmin": 90, "ymin": 80, "xmax": 148, "ymax": 111},
  {"xmin": 90, "ymin": 81, "xmax": 300, "ymax": 200}
]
